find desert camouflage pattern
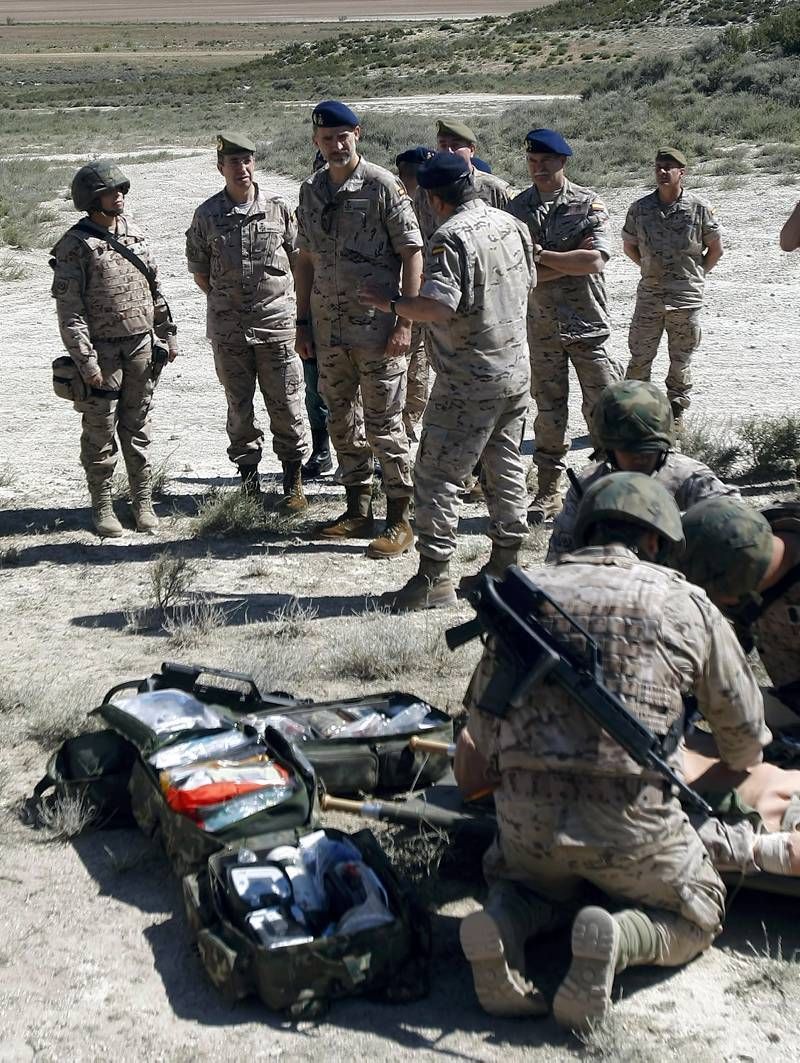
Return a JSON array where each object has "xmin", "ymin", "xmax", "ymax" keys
[
  {"xmin": 506, "ymin": 179, "xmax": 621, "ymax": 472},
  {"xmin": 592, "ymin": 378, "xmax": 674, "ymax": 453},
  {"xmin": 403, "ymin": 322, "xmax": 429, "ymax": 437},
  {"xmin": 466, "ymin": 546, "xmax": 770, "ymax": 778},
  {"xmin": 51, "ymin": 215, "xmax": 173, "ymax": 381},
  {"xmin": 296, "ymin": 157, "xmax": 422, "ymax": 351},
  {"xmin": 626, "ymin": 298, "xmax": 702, "ymax": 409},
  {"xmin": 622, "ymin": 188, "xmax": 721, "ymax": 309},
  {"xmin": 413, "ymin": 168, "xmax": 513, "ymax": 246},
  {"xmin": 211, "ymin": 339, "xmax": 306, "ymax": 466},
  {"xmin": 74, "ymin": 335, "xmax": 155, "ymax": 487},
  {"xmin": 185, "ymin": 186, "xmax": 297, "ymax": 344},
  {"xmin": 413, "ymin": 200, "xmax": 532, "ymax": 558},
  {"xmin": 547, "ymin": 452, "xmax": 740, "ymax": 561},
  {"xmin": 481, "ymin": 770, "xmax": 724, "ymax": 964}
]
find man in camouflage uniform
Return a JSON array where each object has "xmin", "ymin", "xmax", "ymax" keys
[
  {"xmin": 294, "ymin": 100, "xmax": 423, "ymax": 559},
  {"xmin": 459, "ymin": 473, "xmax": 770, "ymax": 1030},
  {"xmin": 396, "ymin": 145, "xmax": 436, "ymax": 440},
  {"xmin": 51, "ymin": 160, "xmax": 178, "ymax": 538},
  {"xmin": 186, "ymin": 131, "xmax": 308, "ymax": 510},
  {"xmin": 360, "ymin": 154, "xmax": 533, "ymax": 611},
  {"xmin": 507, "ymin": 128, "xmax": 621, "ymax": 524},
  {"xmin": 623, "ymin": 148, "xmax": 723, "ymax": 421},
  {"xmin": 547, "ymin": 379, "xmax": 739, "ymax": 561}
]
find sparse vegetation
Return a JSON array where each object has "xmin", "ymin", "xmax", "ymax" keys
[
  {"xmin": 162, "ymin": 595, "xmax": 228, "ymax": 648},
  {"xmin": 149, "ymin": 551, "xmax": 197, "ymax": 618},
  {"xmin": 678, "ymin": 416, "xmax": 743, "ymax": 478},
  {"xmin": 327, "ymin": 608, "xmax": 455, "ymax": 682},
  {"xmin": 739, "ymin": 413, "xmax": 800, "ymax": 479},
  {"xmin": 264, "ymin": 597, "xmax": 319, "ymax": 640},
  {"xmin": 30, "ymin": 789, "xmax": 98, "ymax": 841},
  {"xmin": 193, "ymin": 487, "xmax": 286, "ymax": 538},
  {"xmin": 111, "ymin": 453, "xmax": 173, "ymax": 502}
]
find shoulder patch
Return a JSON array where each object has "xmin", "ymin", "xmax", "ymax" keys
[
  {"xmin": 430, "ymin": 245, "xmax": 446, "ymax": 255},
  {"xmin": 53, "ymin": 278, "xmax": 70, "ymax": 296}
]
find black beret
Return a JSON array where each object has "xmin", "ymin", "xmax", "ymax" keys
[{"xmin": 396, "ymin": 146, "xmax": 436, "ymax": 167}]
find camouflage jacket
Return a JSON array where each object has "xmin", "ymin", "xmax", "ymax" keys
[
  {"xmin": 547, "ymin": 452, "xmax": 741, "ymax": 561},
  {"xmin": 296, "ymin": 157, "xmax": 422, "ymax": 351},
  {"xmin": 421, "ymin": 200, "xmax": 534, "ymax": 393},
  {"xmin": 506, "ymin": 178, "xmax": 611, "ymax": 342},
  {"xmin": 185, "ymin": 185, "xmax": 296, "ymax": 344},
  {"xmin": 750, "ymin": 507, "xmax": 800, "ymax": 691},
  {"xmin": 466, "ymin": 545, "xmax": 770, "ymax": 780},
  {"xmin": 413, "ymin": 169, "xmax": 513, "ymax": 247},
  {"xmin": 622, "ymin": 188, "xmax": 722, "ymax": 309},
  {"xmin": 50, "ymin": 216, "xmax": 173, "ymax": 381}
]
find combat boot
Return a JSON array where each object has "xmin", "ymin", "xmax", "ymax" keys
[
  {"xmin": 302, "ymin": 427, "xmax": 333, "ymax": 478},
  {"xmin": 318, "ymin": 486, "xmax": 375, "ymax": 540},
  {"xmin": 130, "ymin": 473, "xmax": 159, "ymax": 533},
  {"xmin": 527, "ymin": 468, "xmax": 564, "ymax": 526},
  {"xmin": 553, "ymin": 906, "xmax": 659, "ymax": 1032},
  {"xmin": 88, "ymin": 481, "xmax": 123, "ymax": 539},
  {"xmin": 278, "ymin": 460, "xmax": 308, "ymax": 514},
  {"xmin": 459, "ymin": 881, "xmax": 555, "ymax": 1018},
  {"xmin": 670, "ymin": 399, "xmax": 686, "ymax": 426},
  {"xmin": 239, "ymin": 464, "xmax": 261, "ymax": 497},
  {"xmin": 366, "ymin": 496, "xmax": 414, "ymax": 559},
  {"xmin": 380, "ymin": 555, "xmax": 457, "ymax": 613},
  {"xmin": 458, "ymin": 543, "xmax": 519, "ymax": 597}
]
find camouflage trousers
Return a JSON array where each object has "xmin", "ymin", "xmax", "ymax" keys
[
  {"xmin": 528, "ymin": 317, "xmax": 622, "ymax": 474},
  {"xmin": 212, "ymin": 338, "xmax": 307, "ymax": 467},
  {"xmin": 403, "ymin": 323, "xmax": 430, "ymax": 439},
  {"xmin": 316, "ymin": 343, "xmax": 412, "ymax": 498},
  {"xmin": 484, "ymin": 770, "xmax": 724, "ymax": 967},
  {"xmin": 74, "ymin": 333, "xmax": 155, "ymax": 488},
  {"xmin": 626, "ymin": 295, "xmax": 702, "ymax": 411},
  {"xmin": 414, "ymin": 379, "xmax": 530, "ymax": 561}
]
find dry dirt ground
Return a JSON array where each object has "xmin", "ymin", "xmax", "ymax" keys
[{"xmin": 1, "ymin": 139, "xmax": 800, "ymax": 1061}]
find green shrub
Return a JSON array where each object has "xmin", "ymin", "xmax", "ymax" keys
[{"xmin": 739, "ymin": 413, "xmax": 800, "ymax": 477}]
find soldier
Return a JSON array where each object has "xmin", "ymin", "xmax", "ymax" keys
[
  {"xmin": 51, "ymin": 160, "xmax": 178, "ymax": 538},
  {"xmin": 294, "ymin": 100, "xmax": 423, "ymax": 559},
  {"xmin": 459, "ymin": 473, "xmax": 770, "ymax": 1029},
  {"xmin": 506, "ymin": 128, "xmax": 621, "ymax": 524},
  {"xmin": 396, "ymin": 146, "xmax": 436, "ymax": 441},
  {"xmin": 547, "ymin": 379, "xmax": 739, "ymax": 561},
  {"xmin": 186, "ymin": 131, "xmax": 308, "ymax": 510},
  {"xmin": 413, "ymin": 119, "xmax": 513, "ymax": 247},
  {"xmin": 359, "ymin": 153, "xmax": 533, "ymax": 611},
  {"xmin": 623, "ymin": 148, "xmax": 723, "ymax": 422}
]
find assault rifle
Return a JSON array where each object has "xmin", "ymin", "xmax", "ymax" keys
[{"xmin": 446, "ymin": 566, "xmax": 712, "ymax": 817}]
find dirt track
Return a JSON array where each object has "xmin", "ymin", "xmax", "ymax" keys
[{"xmin": 1, "ymin": 144, "xmax": 800, "ymax": 1060}]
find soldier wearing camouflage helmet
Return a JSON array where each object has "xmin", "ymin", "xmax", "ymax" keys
[
  {"xmin": 546, "ymin": 379, "xmax": 739, "ymax": 561},
  {"xmin": 460, "ymin": 471, "xmax": 770, "ymax": 1031},
  {"xmin": 51, "ymin": 159, "xmax": 178, "ymax": 537}
]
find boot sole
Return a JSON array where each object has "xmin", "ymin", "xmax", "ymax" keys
[
  {"xmin": 460, "ymin": 911, "xmax": 548, "ymax": 1018},
  {"xmin": 317, "ymin": 524, "xmax": 376, "ymax": 541},
  {"xmin": 553, "ymin": 907, "xmax": 618, "ymax": 1033},
  {"xmin": 364, "ymin": 541, "xmax": 414, "ymax": 560}
]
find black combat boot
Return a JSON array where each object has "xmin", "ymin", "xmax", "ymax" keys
[{"xmin": 302, "ymin": 428, "xmax": 333, "ymax": 478}]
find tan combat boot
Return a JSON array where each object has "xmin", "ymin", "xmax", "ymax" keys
[
  {"xmin": 458, "ymin": 543, "xmax": 519, "ymax": 597},
  {"xmin": 527, "ymin": 468, "xmax": 564, "ymax": 525},
  {"xmin": 553, "ymin": 906, "xmax": 660, "ymax": 1032},
  {"xmin": 278, "ymin": 460, "xmax": 308, "ymax": 514},
  {"xmin": 130, "ymin": 474, "xmax": 159, "ymax": 533},
  {"xmin": 380, "ymin": 555, "xmax": 457, "ymax": 613},
  {"xmin": 460, "ymin": 880, "xmax": 556, "ymax": 1018},
  {"xmin": 366, "ymin": 496, "xmax": 414, "ymax": 559},
  {"xmin": 318, "ymin": 485, "xmax": 375, "ymax": 540},
  {"xmin": 89, "ymin": 481, "xmax": 124, "ymax": 538}
]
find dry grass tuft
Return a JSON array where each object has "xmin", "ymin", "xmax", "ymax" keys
[
  {"xmin": 149, "ymin": 551, "xmax": 197, "ymax": 618},
  {"xmin": 0, "ymin": 675, "xmax": 91, "ymax": 751},
  {"xmin": 31, "ymin": 790, "xmax": 98, "ymax": 842},
  {"xmin": 264, "ymin": 596, "xmax": 319, "ymax": 639},
  {"xmin": 163, "ymin": 596, "xmax": 228, "ymax": 648},
  {"xmin": 193, "ymin": 488, "xmax": 268, "ymax": 538},
  {"xmin": 677, "ymin": 415, "xmax": 742, "ymax": 479},
  {"xmin": 326, "ymin": 607, "xmax": 453, "ymax": 682}
]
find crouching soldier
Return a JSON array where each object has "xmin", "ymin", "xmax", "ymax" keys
[{"xmin": 51, "ymin": 160, "xmax": 178, "ymax": 537}]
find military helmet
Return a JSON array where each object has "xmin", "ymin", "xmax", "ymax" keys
[
  {"xmin": 574, "ymin": 471, "xmax": 685, "ymax": 549},
  {"xmin": 592, "ymin": 380, "xmax": 675, "ymax": 454},
  {"xmin": 680, "ymin": 497, "xmax": 774, "ymax": 600},
  {"xmin": 70, "ymin": 160, "xmax": 131, "ymax": 212}
]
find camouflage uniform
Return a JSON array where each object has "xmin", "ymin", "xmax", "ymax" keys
[
  {"xmin": 413, "ymin": 169, "xmax": 513, "ymax": 247},
  {"xmin": 185, "ymin": 186, "xmax": 306, "ymax": 467},
  {"xmin": 50, "ymin": 216, "xmax": 174, "ymax": 487},
  {"xmin": 296, "ymin": 158, "xmax": 422, "ymax": 496},
  {"xmin": 467, "ymin": 545, "xmax": 769, "ymax": 972},
  {"xmin": 414, "ymin": 200, "xmax": 533, "ymax": 560},
  {"xmin": 403, "ymin": 322, "xmax": 429, "ymax": 439},
  {"xmin": 623, "ymin": 189, "xmax": 721, "ymax": 411},
  {"xmin": 506, "ymin": 180, "xmax": 622, "ymax": 474},
  {"xmin": 547, "ymin": 452, "xmax": 740, "ymax": 561}
]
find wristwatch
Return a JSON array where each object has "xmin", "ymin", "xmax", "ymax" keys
[{"xmin": 533, "ymin": 245, "xmax": 544, "ymax": 264}]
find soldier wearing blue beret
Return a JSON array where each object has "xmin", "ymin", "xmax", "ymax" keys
[
  {"xmin": 295, "ymin": 100, "xmax": 424, "ymax": 561},
  {"xmin": 507, "ymin": 127, "xmax": 621, "ymax": 525}
]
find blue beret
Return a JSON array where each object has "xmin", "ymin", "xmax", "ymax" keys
[
  {"xmin": 417, "ymin": 152, "xmax": 471, "ymax": 190},
  {"xmin": 312, "ymin": 100, "xmax": 359, "ymax": 128},
  {"xmin": 524, "ymin": 128, "xmax": 573, "ymax": 156},
  {"xmin": 396, "ymin": 145, "xmax": 436, "ymax": 167},
  {"xmin": 472, "ymin": 155, "xmax": 492, "ymax": 174}
]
